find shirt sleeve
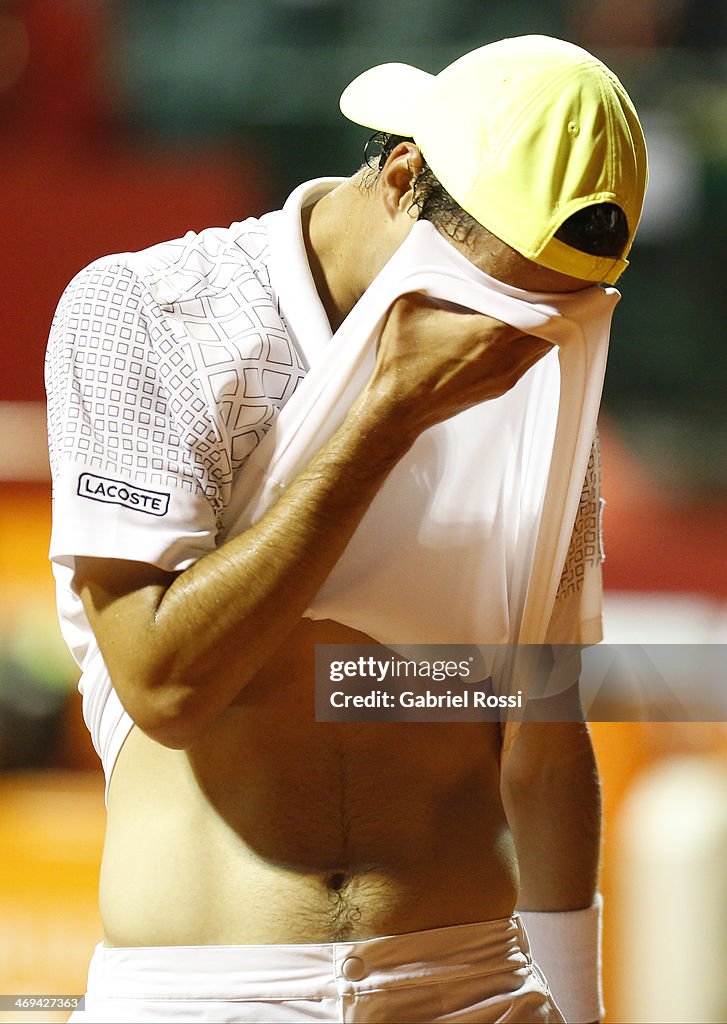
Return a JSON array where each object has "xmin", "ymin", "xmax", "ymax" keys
[
  {"xmin": 45, "ymin": 259, "xmax": 221, "ymax": 572},
  {"xmin": 545, "ymin": 429, "xmax": 605, "ymax": 646},
  {"xmin": 499, "ymin": 434, "xmax": 605, "ymax": 752}
]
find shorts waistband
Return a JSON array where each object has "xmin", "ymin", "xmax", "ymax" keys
[{"xmin": 89, "ymin": 916, "xmax": 532, "ymax": 1001}]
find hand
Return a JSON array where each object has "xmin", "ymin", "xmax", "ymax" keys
[{"xmin": 364, "ymin": 292, "xmax": 553, "ymax": 440}]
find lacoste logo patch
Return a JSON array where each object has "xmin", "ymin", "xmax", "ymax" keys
[{"xmin": 77, "ymin": 473, "xmax": 170, "ymax": 516}]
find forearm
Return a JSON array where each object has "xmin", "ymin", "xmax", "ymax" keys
[
  {"xmin": 79, "ymin": 389, "xmax": 412, "ymax": 745},
  {"xmin": 77, "ymin": 297, "xmax": 551, "ymax": 746},
  {"xmin": 502, "ymin": 721, "xmax": 601, "ymax": 911},
  {"xmin": 504, "ymin": 722, "xmax": 604, "ymax": 1023}
]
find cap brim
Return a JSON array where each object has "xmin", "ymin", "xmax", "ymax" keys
[{"xmin": 339, "ymin": 63, "xmax": 435, "ymax": 138}]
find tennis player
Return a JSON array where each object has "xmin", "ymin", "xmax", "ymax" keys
[{"xmin": 47, "ymin": 34, "xmax": 647, "ymax": 1023}]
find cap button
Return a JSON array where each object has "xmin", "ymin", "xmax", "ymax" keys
[
  {"xmin": 567, "ymin": 121, "xmax": 580, "ymax": 136},
  {"xmin": 341, "ymin": 955, "xmax": 367, "ymax": 981}
]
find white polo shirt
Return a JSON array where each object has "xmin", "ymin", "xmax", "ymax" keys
[
  {"xmin": 46, "ymin": 179, "xmax": 602, "ymax": 786},
  {"xmin": 46, "ymin": 180, "xmax": 340, "ymax": 783}
]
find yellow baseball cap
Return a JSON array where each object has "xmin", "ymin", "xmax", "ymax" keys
[{"xmin": 340, "ymin": 35, "xmax": 648, "ymax": 284}]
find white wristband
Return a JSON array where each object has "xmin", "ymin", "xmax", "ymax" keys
[{"xmin": 519, "ymin": 894, "xmax": 604, "ymax": 1023}]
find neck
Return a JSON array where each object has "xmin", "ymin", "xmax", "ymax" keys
[{"xmin": 301, "ymin": 176, "xmax": 390, "ymax": 333}]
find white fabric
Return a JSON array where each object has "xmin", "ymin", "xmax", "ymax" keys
[
  {"xmin": 46, "ymin": 177, "xmax": 612, "ymax": 788},
  {"xmin": 520, "ymin": 895, "xmax": 604, "ymax": 1023},
  {"xmin": 45, "ymin": 214, "xmax": 306, "ymax": 789},
  {"xmin": 224, "ymin": 180, "xmax": 618, "ymax": 664},
  {"xmin": 69, "ymin": 916, "xmax": 564, "ymax": 1023}
]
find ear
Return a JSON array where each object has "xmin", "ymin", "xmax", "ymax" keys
[{"xmin": 378, "ymin": 142, "xmax": 424, "ymax": 221}]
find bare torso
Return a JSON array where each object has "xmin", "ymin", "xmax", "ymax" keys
[{"xmin": 100, "ymin": 618, "xmax": 519, "ymax": 947}]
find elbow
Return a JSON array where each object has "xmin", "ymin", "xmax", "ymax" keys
[
  {"xmin": 137, "ymin": 715, "xmax": 201, "ymax": 751},
  {"xmin": 123, "ymin": 682, "xmax": 209, "ymax": 750},
  {"xmin": 108, "ymin": 645, "xmax": 250, "ymax": 749}
]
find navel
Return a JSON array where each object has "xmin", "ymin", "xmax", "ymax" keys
[{"xmin": 325, "ymin": 870, "xmax": 350, "ymax": 892}]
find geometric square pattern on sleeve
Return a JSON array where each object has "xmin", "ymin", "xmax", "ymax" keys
[
  {"xmin": 46, "ymin": 220, "xmax": 308, "ymax": 525},
  {"xmin": 555, "ymin": 429, "xmax": 604, "ymax": 600}
]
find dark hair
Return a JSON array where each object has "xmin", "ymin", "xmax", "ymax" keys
[
  {"xmin": 362, "ymin": 131, "xmax": 630, "ymax": 260},
  {"xmin": 362, "ymin": 132, "xmax": 482, "ymax": 243}
]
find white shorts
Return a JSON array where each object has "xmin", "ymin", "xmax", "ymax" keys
[{"xmin": 69, "ymin": 916, "xmax": 565, "ymax": 1023}]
